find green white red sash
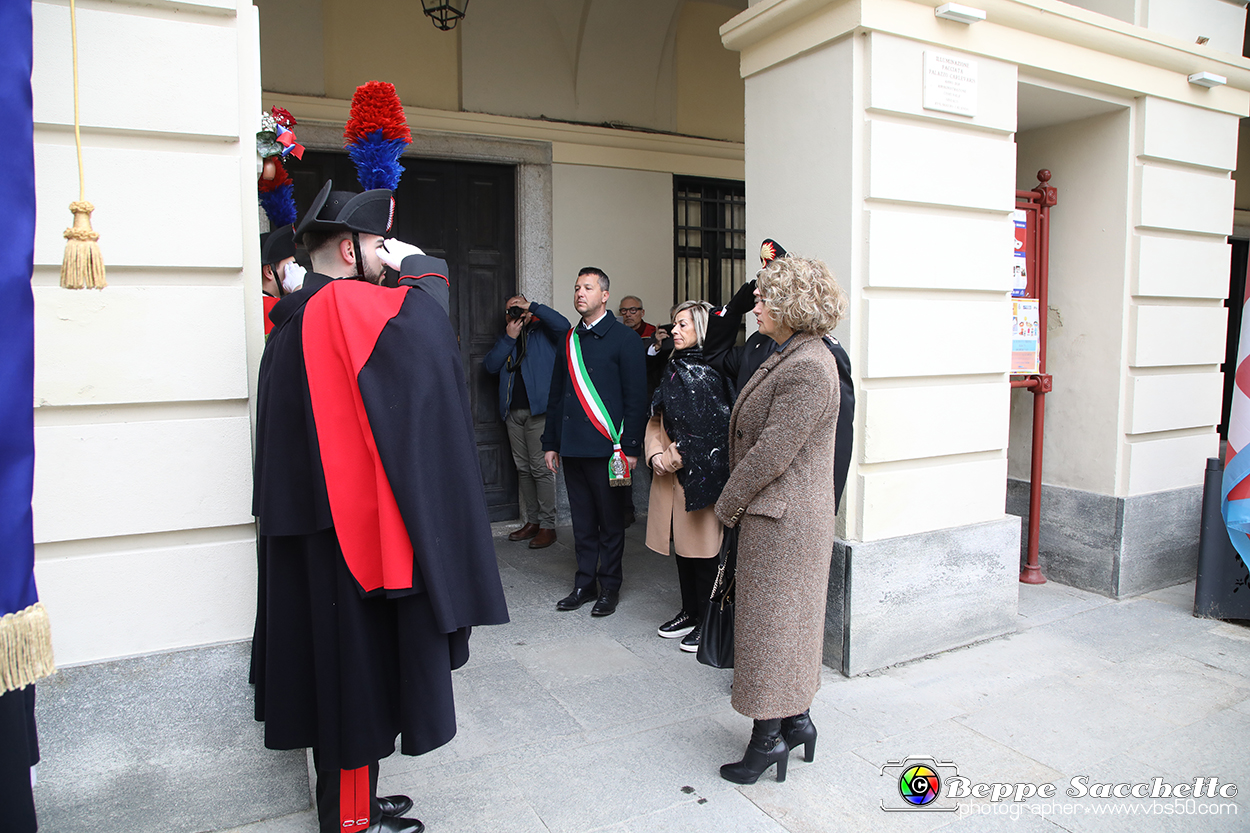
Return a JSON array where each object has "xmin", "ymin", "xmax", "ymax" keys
[{"xmin": 566, "ymin": 328, "xmax": 631, "ymax": 485}]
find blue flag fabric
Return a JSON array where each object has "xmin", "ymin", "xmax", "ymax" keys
[{"xmin": 0, "ymin": 0, "xmax": 37, "ymax": 624}]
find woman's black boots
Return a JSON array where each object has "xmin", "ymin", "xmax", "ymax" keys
[
  {"xmin": 781, "ymin": 710, "xmax": 817, "ymax": 762},
  {"xmin": 720, "ymin": 718, "xmax": 789, "ymax": 784}
]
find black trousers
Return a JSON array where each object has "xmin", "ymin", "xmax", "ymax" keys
[
  {"xmin": 562, "ymin": 456, "xmax": 625, "ymax": 593},
  {"xmin": 616, "ymin": 476, "xmax": 635, "ymax": 515},
  {"xmin": 0, "ymin": 685, "xmax": 38, "ymax": 833},
  {"xmin": 676, "ymin": 554, "xmax": 718, "ymax": 623},
  {"xmin": 312, "ymin": 749, "xmax": 380, "ymax": 833}
]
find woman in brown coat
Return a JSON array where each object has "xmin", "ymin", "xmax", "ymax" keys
[
  {"xmin": 645, "ymin": 301, "xmax": 733, "ymax": 652},
  {"xmin": 714, "ymin": 254, "xmax": 846, "ymax": 785}
]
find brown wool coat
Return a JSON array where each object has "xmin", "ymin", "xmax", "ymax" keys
[
  {"xmin": 714, "ymin": 333, "xmax": 840, "ymax": 720},
  {"xmin": 644, "ymin": 416, "xmax": 724, "ymax": 559}
]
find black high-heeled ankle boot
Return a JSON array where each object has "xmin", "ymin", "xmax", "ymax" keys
[
  {"xmin": 780, "ymin": 710, "xmax": 817, "ymax": 762},
  {"xmin": 720, "ymin": 718, "xmax": 789, "ymax": 784}
]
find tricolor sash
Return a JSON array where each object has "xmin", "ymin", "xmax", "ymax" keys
[{"xmin": 566, "ymin": 328, "xmax": 631, "ymax": 486}]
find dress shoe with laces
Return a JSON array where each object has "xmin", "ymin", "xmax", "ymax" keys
[
  {"xmin": 377, "ymin": 795, "xmax": 413, "ymax": 818},
  {"xmin": 528, "ymin": 528, "xmax": 557, "ymax": 549},
  {"xmin": 508, "ymin": 522, "xmax": 540, "ymax": 541},
  {"xmin": 367, "ymin": 816, "xmax": 424, "ymax": 833},
  {"xmin": 591, "ymin": 589, "xmax": 619, "ymax": 617},
  {"xmin": 557, "ymin": 584, "xmax": 597, "ymax": 611}
]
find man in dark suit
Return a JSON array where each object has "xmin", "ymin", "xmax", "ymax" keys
[
  {"xmin": 543, "ymin": 267, "xmax": 647, "ymax": 616},
  {"xmin": 704, "ymin": 240, "xmax": 856, "ymax": 510}
]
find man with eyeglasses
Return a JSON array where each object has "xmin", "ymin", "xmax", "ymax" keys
[{"xmin": 617, "ymin": 296, "xmax": 656, "ymax": 340}]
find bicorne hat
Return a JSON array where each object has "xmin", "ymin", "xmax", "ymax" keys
[
  {"xmin": 294, "ymin": 180, "xmax": 395, "ymax": 243},
  {"xmin": 261, "ymin": 223, "xmax": 297, "ymax": 265}
]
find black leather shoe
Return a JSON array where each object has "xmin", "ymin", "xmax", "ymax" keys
[
  {"xmin": 557, "ymin": 584, "xmax": 597, "ymax": 611},
  {"xmin": 368, "ymin": 816, "xmax": 424, "ymax": 833},
  {"xmin": 591, "ymin": 589, "xmax": 619, "ymax": 617},
  {"xmin": 781, "ymin": 710, "xmax": 817, "ymax": 762},
  {"xmin": 378, "ymin": 795, "xmax": 413, "ymax": 818},
  {"xmin": 720, "ymin": 718, "xmax": 789, "ymax": 784}
]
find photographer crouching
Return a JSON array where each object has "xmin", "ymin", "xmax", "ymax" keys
[{"xmin": 483, "ymin": 295, "xmax": 572, "ymax": 548}]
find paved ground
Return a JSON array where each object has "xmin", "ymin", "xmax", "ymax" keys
[{"xmin": 224, "ymin": 522, "xmax": 1250, "ymax": 833}]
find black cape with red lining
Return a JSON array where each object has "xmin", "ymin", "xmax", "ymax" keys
[{"xmin": 250, "ymin": 263, "xmax": 508, "ymax": 769}]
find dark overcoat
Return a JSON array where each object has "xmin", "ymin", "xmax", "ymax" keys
[
  {"xmin": 541, "ymin": 311, "xmax": 647, "ymax": 459},
  {"xmin": 251, "ymin": 259, "xmax": 509, "ymax": 770},
  {"xmin": 715, "ymin": 333, "xmax": 840, "ymax": 720}
]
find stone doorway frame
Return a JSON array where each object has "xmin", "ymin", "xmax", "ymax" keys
[{"xmin": 284, "ymin": 123, "xmax": 555, "ymax": 305}]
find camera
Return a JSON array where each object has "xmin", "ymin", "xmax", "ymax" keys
[{"xmin": 506, "ymin": 306, "xmax": 526, "ymax": 320}]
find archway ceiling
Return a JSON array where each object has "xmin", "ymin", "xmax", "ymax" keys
[{"xmin": 461, "ymin": 0, "xmax": 746, "ymax": 132}]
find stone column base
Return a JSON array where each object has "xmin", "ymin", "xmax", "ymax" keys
[
  {"xmin": 33, "ymin": 643, "xmax": 308, "ymax": 833},
  {"xmin": 1006, "ymin": 479, "xmax": 1201, "ymax": 599},
  {"xmin": 827, "ymin": 517, "xmax": 1022, "ymax": 676}
]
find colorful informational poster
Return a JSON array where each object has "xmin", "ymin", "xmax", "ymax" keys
[
  {"xmin": 1012, "ymin": 209, "xmax": 1029, "ymax": 298},
  {"xmin": 1011, "ymin": 299, "xmax": 1040, "ymax": 374}
]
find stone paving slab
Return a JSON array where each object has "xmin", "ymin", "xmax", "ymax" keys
[{"xmin": 218, "ymin": 527, "xmax": 1250, "ymax": 833}]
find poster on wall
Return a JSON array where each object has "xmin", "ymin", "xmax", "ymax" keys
[
  {"xmin": 1013, "ymin": 209, "xmax": 1029, "ymax": 297},
  {"xmin": 1012, "ymin": 299, "xmax": 1040, "ymax": 374}
]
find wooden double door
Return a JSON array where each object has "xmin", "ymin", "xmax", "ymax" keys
[{"xmin": 287, "ymin": 152, "xmax": 519, "ymax": 520}]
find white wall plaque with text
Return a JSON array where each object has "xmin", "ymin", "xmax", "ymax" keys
[{"xmin": 923, "ymin": 51, "xmax": 978, "ymax": 117}]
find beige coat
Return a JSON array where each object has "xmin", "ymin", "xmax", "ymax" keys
[
  {"xmin": 714, "ymin": 333, "xmax": 840, "ymax": 720},
  {"xmin": 644, "ymin": 416, "xmax": 724, "ymax": 559}
]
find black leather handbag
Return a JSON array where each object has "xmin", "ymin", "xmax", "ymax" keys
[{"xmin": 697, "ymin": 526, "xmax": 737, "ymax": 669}]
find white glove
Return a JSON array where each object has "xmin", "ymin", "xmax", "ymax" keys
[
  {"xmin": 281, "ymin": 261, "xmax": 306, "ymax": 294},
  {"xmin": 378, "ymin": 238, "xmax": 425, "ymax": 272}
]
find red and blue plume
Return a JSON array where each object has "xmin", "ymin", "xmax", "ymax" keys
[
  {"xmin": 258, "ymin": 158, "xmax": 298, "ymax": 227},
  {"xmin": 344, "ymin": 81, "xmax": 412, "ymax": 191}
]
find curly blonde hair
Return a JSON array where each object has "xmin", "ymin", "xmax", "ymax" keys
[{"xmin": 756, "ymin": 255, "xmax": 847, "ymax": 336}]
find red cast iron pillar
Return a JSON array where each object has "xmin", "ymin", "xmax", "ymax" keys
[{"xmin": 1015, "ymin": 170, "xmax": 1056, "ymax": 584}]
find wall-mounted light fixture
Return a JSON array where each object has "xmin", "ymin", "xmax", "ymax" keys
[
  {"xmin": 422, "ymin": 0, "xmax": 469, "ymax": 31},
  {"xmin": 1188, "ymin": 71, "xmax": 1227, "ymax": 88},
  {"xmin": 934, "ymin": 3, "xmax": 986, "ymax": 24}
]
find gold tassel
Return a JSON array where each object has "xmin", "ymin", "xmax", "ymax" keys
[
  {"xmin": 0, "ymin": 603, "xmax": 56, "ymax": 695},
  {"xmin": 59, "ymin": 0, "xmax": 106, "ymax": 290},
  {"xmin": 61, "ymin": 200, "xmax": 106, "ymax": 289}
]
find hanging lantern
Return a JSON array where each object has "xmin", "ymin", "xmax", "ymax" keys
[{"xmin": 421, "ymin": 0, "xmax": 469, "ymax": 31}]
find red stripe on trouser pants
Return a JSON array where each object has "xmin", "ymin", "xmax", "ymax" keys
[{"xmin": 340, "ymin": 766, "xmax": 371, "ymax": 832}]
